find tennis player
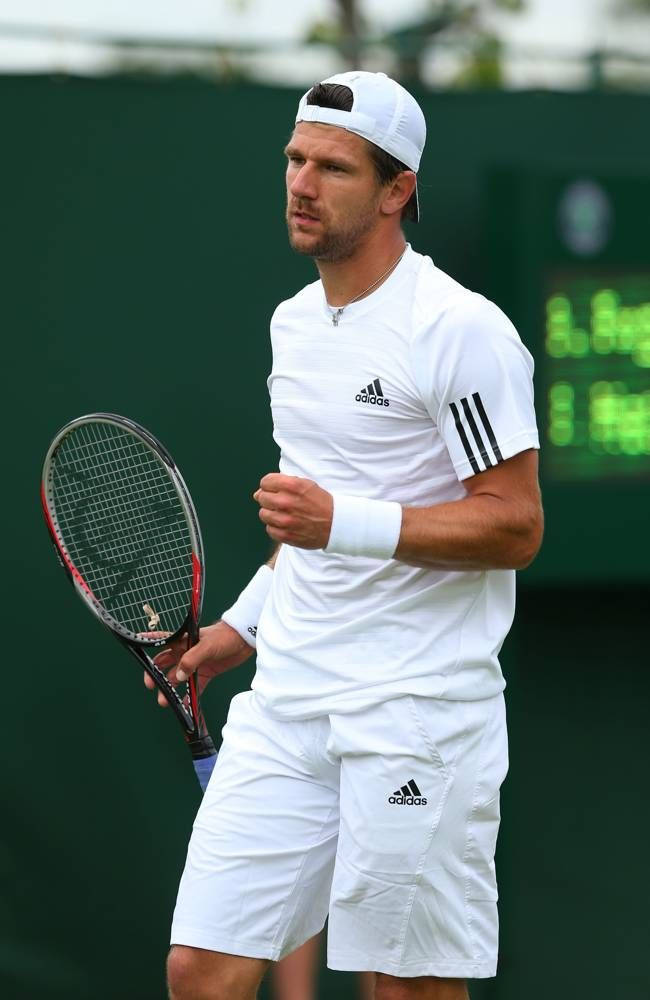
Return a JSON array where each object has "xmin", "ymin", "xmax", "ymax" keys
[{"xmin": 153, "ymin": 71, "xmax": 543, "ymax": 1000}]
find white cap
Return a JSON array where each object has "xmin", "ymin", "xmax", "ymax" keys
[{"xmin": 296, "ymin": 71, "xmax": 426, "ymax": 221}]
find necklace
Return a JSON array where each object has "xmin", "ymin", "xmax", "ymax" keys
[{"xmin": 328, "ymin": 246, "xmax": 407, "ymax": 327}]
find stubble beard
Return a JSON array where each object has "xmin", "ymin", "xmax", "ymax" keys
[{"xmin": 286, "ymin": 196, "xmax": 380, "ymax": 263}]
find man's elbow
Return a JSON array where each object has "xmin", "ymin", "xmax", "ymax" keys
[{"xmin": 511, "ymin": 505, "xmax": 544, "ymax": 570}]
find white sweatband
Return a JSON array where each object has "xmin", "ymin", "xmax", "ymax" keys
[
  {"xmin": 220, "ymin": 564, "xmax": 273, "ymax": 648},
  {"xmin": 324, "ymin": 493, "xmax": 402, "ymax": 559}
]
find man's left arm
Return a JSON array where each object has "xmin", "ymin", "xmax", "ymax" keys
[
  {"xmin": 395, "ymin": 294, "xmax": 543, "ymax": 570},
  {"xmin": 253, "ymin": 450, "xmax": 542, "ymax": 572}
]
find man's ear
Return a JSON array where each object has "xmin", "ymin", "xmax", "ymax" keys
[{"xmin": 380, "ymin": 171, "xmax": 417, "ymax": 217}]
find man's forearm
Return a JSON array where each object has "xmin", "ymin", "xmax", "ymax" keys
[
  {"xmin": 253, "ymin": 451, "xmax": 543, "ymax": 570},
  {"xmin": 395, "ymin": 494, "xmax": 543, "ymax": 571}
]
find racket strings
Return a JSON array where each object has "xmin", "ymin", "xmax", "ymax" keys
[{"xmin": 49, "ymin": 422, "xmax": 194, "ymax": 637}]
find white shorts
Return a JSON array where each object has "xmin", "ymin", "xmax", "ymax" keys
[{"xmin": 171, "ymin": 689, "xmax": 508, "ymax": 979}]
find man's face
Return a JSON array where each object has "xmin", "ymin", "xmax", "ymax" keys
[{"xmin": 284, "ymin": 122, "xmax": 383, "ymax": 262}]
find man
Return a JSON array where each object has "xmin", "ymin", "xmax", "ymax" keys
[{"xmin": 151, "ymin": 71, "xmax": 543, "ymax": 1000}]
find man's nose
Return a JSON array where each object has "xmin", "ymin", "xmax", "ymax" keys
[{"xmin": 290, "ymin": 163, "xmax": 318, "ymax": 201}]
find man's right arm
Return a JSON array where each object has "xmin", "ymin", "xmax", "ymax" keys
[{"xmin": 144, "ymin": 547, "xmax": 279, "ymax": 706}]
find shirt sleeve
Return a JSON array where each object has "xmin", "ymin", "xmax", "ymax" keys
[{"xmin": 410, "ymin": 294, "xmax": 540, "ymax": 481}]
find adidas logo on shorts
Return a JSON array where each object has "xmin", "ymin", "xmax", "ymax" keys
[{"xmin": 388, "ymin": 779, "xmax": 427, "ymax": 806}]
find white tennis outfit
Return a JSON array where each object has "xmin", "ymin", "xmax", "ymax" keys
[{"xmin": 171, "ymin": 245, "xmax": 539, "ymax": 978}]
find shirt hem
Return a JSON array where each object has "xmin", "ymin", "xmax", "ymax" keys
[{"xmin": 252, "ymin": 676, "xmax": 506, "ymax": 721}]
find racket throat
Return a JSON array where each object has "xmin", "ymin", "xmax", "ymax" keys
[{"xmin": 185, "ymin": 731, "xmax": 217, "ymax": 760}]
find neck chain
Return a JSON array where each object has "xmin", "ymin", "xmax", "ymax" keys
[{"xmin": 328, "ymin": 246, "xmax": 407, "ymax": 327}]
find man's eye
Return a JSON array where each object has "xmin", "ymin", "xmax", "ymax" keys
[
  {"xmin": 326, "ymin": 164, "xmax": 344, "ymax": 173},
  {"xmin": 289, "ymin": 156, "xmax": 304, "ymax": 165}
]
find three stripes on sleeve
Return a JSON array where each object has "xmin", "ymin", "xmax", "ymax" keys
[{"xmin": 449, "ymin": 392, "xmax": 503, "ymax": 474}]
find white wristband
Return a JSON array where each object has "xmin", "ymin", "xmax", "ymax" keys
[
  {"xmin": 220, "ymin": 564, "xmax": 273, "ymax": 648},
  {"xmin": 324, "ymin": 493, "xmax": 402, "ymax": 559}
]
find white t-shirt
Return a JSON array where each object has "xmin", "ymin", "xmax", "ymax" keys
[{"xmin": 252, "ymin": 245, "xmax": 539, "ymax": 719}]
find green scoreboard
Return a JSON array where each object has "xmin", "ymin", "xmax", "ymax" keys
[
  {"xmin": 484, "ymin": 171, "xmax": 650, "ymax": 582},
  {"xmin": 545, "ymin": 271, "xmax": 650, "ymax": 480}
]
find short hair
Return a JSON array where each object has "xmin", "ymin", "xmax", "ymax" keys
[{"xmin": 304, "ymin": 82, "xmax": 418, "ymax": 223}]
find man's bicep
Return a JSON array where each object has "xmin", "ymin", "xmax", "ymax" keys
[{"xmin": 463, "ymin": 448, "xmax": 542, "ymax": 510}]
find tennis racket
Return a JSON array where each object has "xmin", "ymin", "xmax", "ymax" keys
[{"xmin": 41, "ymin": 413, "xmax": 217, "ymax": 792}]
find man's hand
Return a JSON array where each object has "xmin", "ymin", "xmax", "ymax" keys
[
  {"xmin": 143, "ymin": 621, "xmax": 254, "ymax": 707},
  {"xmin": 254, "ymin": 473, "xmax": 333, "ymax": 548}
]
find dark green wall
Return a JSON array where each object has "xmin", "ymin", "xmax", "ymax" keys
[{"xmin": 2, "ymin": 76, "xmax": 648, "ymax": 999}]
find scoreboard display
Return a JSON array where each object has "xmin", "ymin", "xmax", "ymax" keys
[
  {"xmin": 484, "ymin": 171, "xmax": 650, "ymax": 582},
  {"xmin": 544, "ymin": 272, "xmax": 650, "ymax": 481}
]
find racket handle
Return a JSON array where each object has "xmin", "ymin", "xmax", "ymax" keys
[
  {"xmin": 187, "ymin": 733, "xmax": 218, "ymax": 793},
  {"xmin": 193, "ymin": 752, "xmax": 218, "ymax": 793}
]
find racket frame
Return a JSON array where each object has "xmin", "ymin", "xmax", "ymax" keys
[{"xmin": 41, "ymin": 413, "xmax": 215, "ymax": 762}]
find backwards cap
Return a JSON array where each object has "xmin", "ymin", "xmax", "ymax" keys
[{"xmin": 296, "ymin": 70, "xmax": 426, "ymax": 221}]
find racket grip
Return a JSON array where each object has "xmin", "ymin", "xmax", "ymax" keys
[
  {"xmin": 193, "ymin": 753, "xmax": 217, "ymax": 793},
  {"xmin": 187, "ymin": 733, "xmax": 218, "ymax": 793}
]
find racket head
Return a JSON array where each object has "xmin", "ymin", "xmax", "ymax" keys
[
  {"xmin": 41, "ymin": 413, "xmax": 208, "ymax": 740},
  {"xmin": 41, "ymin": 413, "xmax": 204, "ymax": 646}
]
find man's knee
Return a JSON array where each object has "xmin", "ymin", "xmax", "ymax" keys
[
  {"xmin": 167, "ymin": 946, "xmax": 216, "ymax": 1000},
  {"xmin": 167, "ymin": 944, "xmax": 268, "ymax": 1000},
  {"xmin": 374, "ymin": 972, "xmax": 469, "ymax": 999}
]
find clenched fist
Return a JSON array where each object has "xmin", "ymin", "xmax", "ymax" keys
[{"xmin": 253, "ymin": 473, "xmax": 333, "ymax": 549}]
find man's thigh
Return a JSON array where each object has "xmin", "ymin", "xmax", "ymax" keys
[
  {"xmin": 171, "ymin": 692, "xmax": 340, "ymax": 962},
  {"xmin": 326, "ymin": 694, "xmax": 508, "ymax": 980}
]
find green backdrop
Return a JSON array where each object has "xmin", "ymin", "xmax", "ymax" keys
[{"xmin": 2, "ymin": 75, "xmax": 648, "ymax": 999}]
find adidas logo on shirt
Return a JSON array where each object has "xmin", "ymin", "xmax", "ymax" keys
[
  {"xmin": 356, "ymin": 377, "xmax": 390, "ymax": 407},
  {"xmin": 388, "ymin": 778, "xmax": 427, "ymax": 806}
]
